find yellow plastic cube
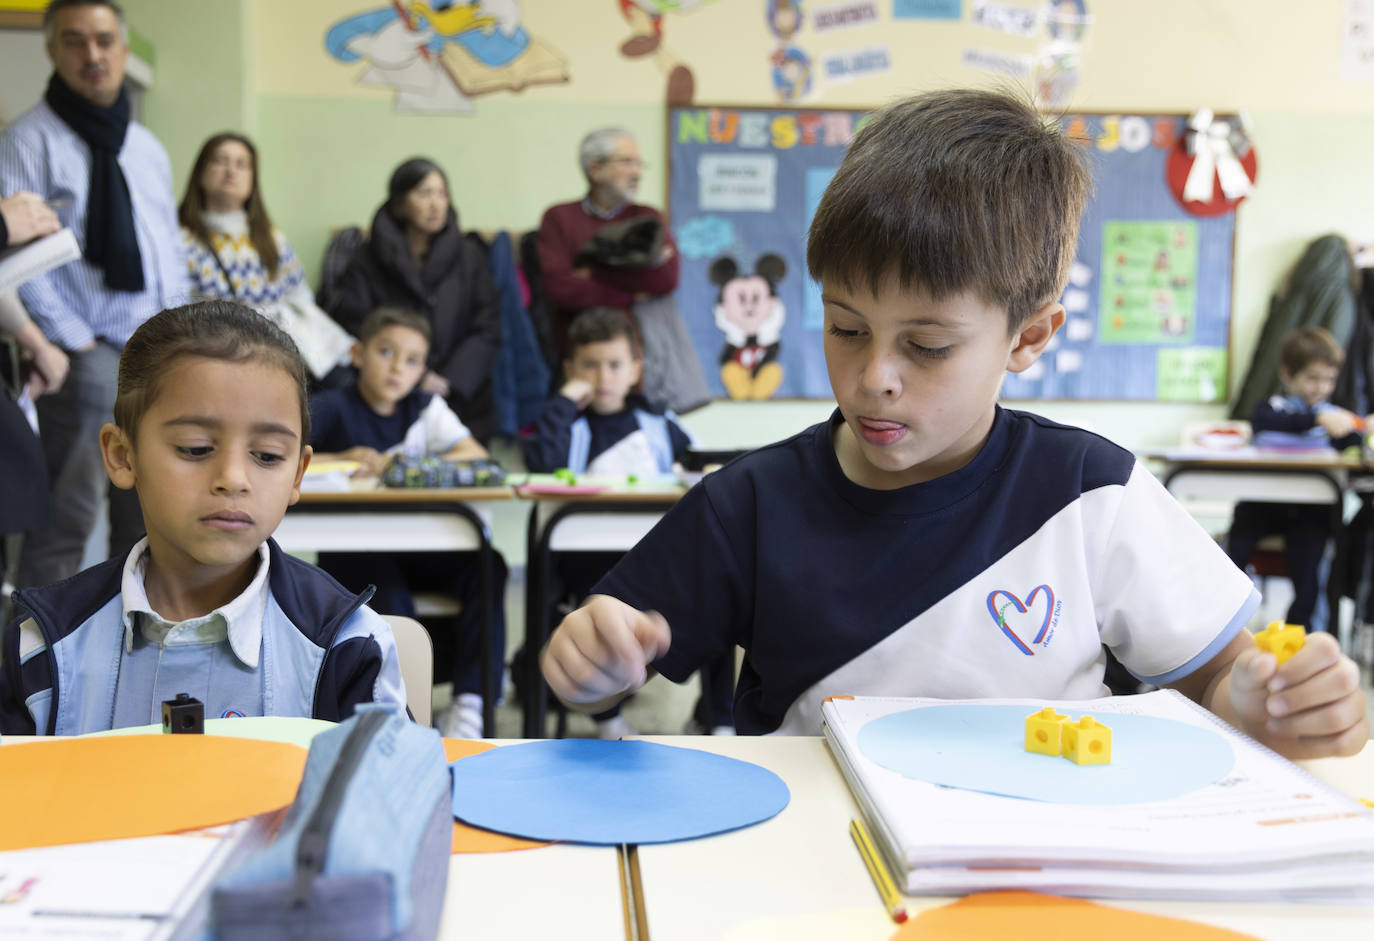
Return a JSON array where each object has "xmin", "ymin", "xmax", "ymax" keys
[
  {"xmin": 1254, "ymin": 622, "xmax": 1305, "ymax": 665},
  {"xmin": 1062, "ymin": 715, "xmax": 1112, "ymax": 766},
  {"xmin": 1024, "ymin": 706, "xmax": 1069, "ymax": 756}
]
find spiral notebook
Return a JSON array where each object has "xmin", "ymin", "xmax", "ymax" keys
[{"xmin": 821, "ymin": 689, "xmax": 1374, "ymax": 901}]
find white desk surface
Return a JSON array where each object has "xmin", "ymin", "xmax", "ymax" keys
[{"xmin": 444, "ymin": 735, "xmax": 1374, "ymax": 941}]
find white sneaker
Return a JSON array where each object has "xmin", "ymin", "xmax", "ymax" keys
[
  {"xmin": 595, "ymin": 714, "xmax": 638, "ymax": 740},
  {"xmin": 710, "ymin": 724, "xmax": 736, "ymax": 736},
  {"xmin": 437, "ymin": 693, "xmax": 484, "ymax": 739}
]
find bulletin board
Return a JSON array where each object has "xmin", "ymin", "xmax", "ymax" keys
[{"xmin": 666, "ymin": 106, "xmax": 1236, "ymax": 403}]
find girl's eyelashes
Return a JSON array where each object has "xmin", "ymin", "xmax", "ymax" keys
[
  {"xmin": 176, "ymin": 445, "xmax": 212, "ymax": 458},
  {"xmin": 827, "ymin": 324, "xmax": 861, "ymax": 339}
]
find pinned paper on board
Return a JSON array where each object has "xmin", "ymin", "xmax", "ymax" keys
[
  {"xmin": 448, "ymin": 739, "xmax": 790, "ymax": 844},
  {"xmin": 855, "ymin": 704, "xmax": 1234, "ymax": 804},
  {"xmin": 0, "ymin": 736, "xmax": 308, "ymax": 851}
]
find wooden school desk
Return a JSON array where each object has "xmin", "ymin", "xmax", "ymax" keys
[
  {"xmin": 442, "ymin": 735, "xmax": 1374, "ymax": 941},
  {"xmin": 1140, "ymin": 447, "xmax": 1370, "ymax": 649},
  {"xmin": 515, "ymin": 481, "xmax": 686, "ymax": 737},
  {"xmin": 272, "ymin": 485, "xmax": 515, "ymax": 735}
]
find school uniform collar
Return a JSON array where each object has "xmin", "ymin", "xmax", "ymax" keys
[{"xmin": 120, "ymin": 538, "xmax": 272, "ymax": 668}]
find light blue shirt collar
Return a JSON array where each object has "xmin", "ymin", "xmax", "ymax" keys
[{"xmin": 119, "ymin": 538, "xmax": 271, "ymax": 668}]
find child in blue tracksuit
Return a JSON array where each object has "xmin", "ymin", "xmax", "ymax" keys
[
  {"xmin": 0, "ymin": 300, "xmax": 406, "ymax": 735},
  {"xmin": 521, "ymin": 307, "xmax": 734, "ymax": 737},
  {"xmin": 1228, "ymin": 326, "xmax": 1371, "ymax": 629},
  {"xmin": 310, "ymin": 306, "xmax": 508, "ymax": 740}
]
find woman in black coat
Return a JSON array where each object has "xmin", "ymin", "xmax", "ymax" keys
[{"xmin": 328, "ymin": 157, "xmax": 501, "ymax": 443}]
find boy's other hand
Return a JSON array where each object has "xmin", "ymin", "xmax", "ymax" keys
[
  {"xmin": 541, "ymin": 594, "xmax": 671, "ymax": 709},
  {"xmin": 1227, "ymin": 632, "xmax": 1368, "ymax": 759},
  {"xmin": 0, "ymin": 192, "xmax": 60, "ymax": 245},
  {"xmin": 420, "ymin": 370, "xmax": 450, "ymax": 397},
  {"xmin": 341, "ymin": 446, "xmax": 389, "ymax": 477},
  {"xmin": 1316, "ymin": 409, "xmax": 1360, "ymax": 439},
  {"xmin": 559, "ymin": 378, "xmax": 594, "ymax": 410}
]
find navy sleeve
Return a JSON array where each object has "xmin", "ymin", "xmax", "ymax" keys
[
  {"xmin": 308, "ymin": 389, "xmax": 347, "ymax": 453},
  {"xmin": 1250, "ymin": 399, "xmax": 1316, "ymax": 434},
  {"xmin": 591, "ymin": 477, "xmax": 751, "ymax": 683},
  {"xmin": 314, "ymin": 635, "xmax": 383, "ymax": 721},
  {"xmin": 666, "ymin": 417, "xmax": 694, "ymax": 463},
  {"xmin": 521, "ymin": 394, "xmax": 579, "ymax": 472},
  {"xmin": 0, "ymin": 617, "xmax": 39, "ymax": 734}
]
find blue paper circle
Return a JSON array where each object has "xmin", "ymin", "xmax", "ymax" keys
[
  {"xmin": 857, "ymin": 705, "xmax": 1234, "ymax": 805},
  {"xmin": 449, "ymin": 740, "xmax": 791, "ymax": 844}
]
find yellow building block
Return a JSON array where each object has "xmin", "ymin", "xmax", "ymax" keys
[
  {"xmin": 1024, "ymin": 706, "xmax": 1069, "ymax": 756},
  {"xmin": 1254, "ymin": 621, "xmax": 1306, "ymax": 665},
  {"xmin": 1062, "ymin": 715, "xmax": 1112, "ymax": 766}
]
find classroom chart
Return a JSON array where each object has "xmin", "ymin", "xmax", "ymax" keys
[{"xmin": 667, "ymin": 107, "xmax": 1236, "ymax": 403}]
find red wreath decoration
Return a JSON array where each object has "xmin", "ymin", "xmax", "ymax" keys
[{"xmin": 1165, "ymin": 110, "xmax": 1258, "ymax": 217}]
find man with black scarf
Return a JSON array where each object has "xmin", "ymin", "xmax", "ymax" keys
[{"xmin": 0, "ymin": 0, "xmax": 188, "ymax": 588}]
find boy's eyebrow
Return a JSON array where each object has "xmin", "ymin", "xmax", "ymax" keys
[
  {"xmin": 163, "ymin": 416, "xmax": 300, "ymax": 439},
  {"xmin": 821, "ymin": 296, "xmax": 953, "ymax": 328}
]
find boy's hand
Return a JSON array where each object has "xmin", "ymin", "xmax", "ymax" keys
[
  {"xmin": 559, "ymin": 378, "xmax": 594, "ymax": 410},
  {"xmin": 1316, "ymin": 409, "xmax": 1360, "ymax": 439},
  {"xmin": 342, "ymin": 446, "xmax": 389, "ymax": 477},
  {"xmin": 1227, "ymin": 632, "xmax": 1368, "ymax": 759},
  {"xmin": 541, "ymin": 594, "xmax": 671, "ymax": 709},
  {"xmin": 420, "ymin": 371, "xmax": 450, "ymax": 397}
]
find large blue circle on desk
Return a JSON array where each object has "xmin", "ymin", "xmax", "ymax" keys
[
  {"xmin": 449, "ymin": 739, "xmax": 791, "ymax": 844},
  {"xmin": 857, "ymin": 705, "xmax": 1235, "ymax": 805}
]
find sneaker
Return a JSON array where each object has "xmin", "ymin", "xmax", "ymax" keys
[
  {"xmin": 683, "ymin": 717, "xmax": 736, "ymax": 736},
  {"xmin": 437, "ymin": 693, "xmax": 484, "ymax": 739},
  {"xmin": 710, "ymin": 724, "xmax": 736, "ymax": 736},
  {"xmin": 595, "ymin": 714, "xmax": 638, "ymax": 740}
]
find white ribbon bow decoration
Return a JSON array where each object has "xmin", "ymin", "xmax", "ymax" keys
[{"xmin": 1183, "ymin": 108, "xmax": 1254, "ymax": 203}]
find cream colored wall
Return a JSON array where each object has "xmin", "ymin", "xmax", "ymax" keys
[{"xmin": 126, "ymin": 0, "xmax": 1374, "ymax": 453}]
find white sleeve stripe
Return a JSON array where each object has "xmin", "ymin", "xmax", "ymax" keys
[{"xmin": 1130, "ymin": 588, "xmax": 1259, "ymax": 684}]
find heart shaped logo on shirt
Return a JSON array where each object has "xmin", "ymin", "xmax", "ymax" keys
[{"xmin": 986, "ymin": 585, "xmax": 1056, "ymax": 655}]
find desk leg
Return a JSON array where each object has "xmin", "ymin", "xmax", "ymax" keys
[{"xmin": 523, "ymin": 505, "xmax": 546, "ymax": 738}]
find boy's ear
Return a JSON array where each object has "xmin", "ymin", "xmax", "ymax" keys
[
  {"xmin": 628, "ymin": 355, "xmax": 644, "ymax": 388},
  {"xmin": 287, "ymin": 445, "xmax": 313, "ymax": 507},
  {"xmin": 1007, "ymin": 302, "xmax": 1066, "ymax": 374},
  {"xmin": 350, "ymin": 341, "xmax": 364, "ymax": 369},
  {"xmin": 101, "ymin": 423, "xmax": 138, "ymax": 491}
]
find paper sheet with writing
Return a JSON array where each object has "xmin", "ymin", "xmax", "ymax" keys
[{"xmin": 822, "ymin": 690, "xmax": 1374, "ymax": 900}]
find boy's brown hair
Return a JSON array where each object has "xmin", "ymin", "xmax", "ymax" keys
[
  {"xmin": 807, "ymin": 87, "xmax": 1092, "ymax": 333},
  {"xmin": 1279, "ymin": 326, "xmax": 1344, "ymax": 378},
  {"xmin": 358, "ymin": 306, "xmax": 432, "ymax": 346},
  {"xmin": 565, "ymin": 307, "xmax": 640, "ymax": 358},
  {"xmin": 114, "ymin": 300, "xmax": 310, "ymax": 444}
]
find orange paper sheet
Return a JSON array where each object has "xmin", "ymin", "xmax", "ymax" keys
[
  {"xmin": 443, "ymin": 739, "xmax": 550, "ymax": 853},
  {"xmin": 0, "ymin": 735, "xmax": 307, "ymax": 851},
  {"xmin": 894, "ymin": 891, "xmax": 1261, "ymax": 940}
]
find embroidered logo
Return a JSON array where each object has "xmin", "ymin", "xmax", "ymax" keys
[{"xmin": 986, "ymin": 585, "xmax": 1058, "ymax": 655}]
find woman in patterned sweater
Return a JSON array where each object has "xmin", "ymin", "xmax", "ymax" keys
[{"xmin": 178, "ymin": 133, "xmax": 352, "ymax": 383}]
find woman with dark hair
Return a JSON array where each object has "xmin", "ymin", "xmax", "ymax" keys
[
  {"xmin": 179, "ymin": 132, "xmax": 353, "ymax": 384},
  {"xmin": 325, "ymin": 157, "xmax": 500, "ymax": 443}
]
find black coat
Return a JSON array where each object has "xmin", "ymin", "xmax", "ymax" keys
[{"xmin": 326, "ymin": 206, "xmax": 501, "ymax": 444}]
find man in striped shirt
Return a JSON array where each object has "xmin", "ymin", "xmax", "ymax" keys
[{"xmin": 0, "ymin": 0, "xmax": 189, "ymax": 587}]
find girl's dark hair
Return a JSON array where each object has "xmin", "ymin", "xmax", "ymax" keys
[
  {"xmin": 385, "ymin": 157, "xmax": 457, "ymax": 227},
  {"xmin": 114, "ymin": 300, "xmax": 310, "ymax": 444},
  {"xmin": 178, "ymin": 133, "xmax": 282, "ymax": 277}
]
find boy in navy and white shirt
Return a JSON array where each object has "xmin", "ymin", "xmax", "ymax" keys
[
  {"xmin": 539, "ymin": 90, "xmax": 1369, "ymax": 758},
  {"xmin": 1227, "ymin": 326, "xmax": 1370, "ymax": 629},
  {"xmin": 310, "ymin": 306, "xmax": 506, "ymax": 739}
]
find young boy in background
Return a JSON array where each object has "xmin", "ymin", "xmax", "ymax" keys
[
  {"xmin": 541, "ymin": 89, "xmax": 1368, "ymax": 759},
  {"xmin": 521, "ymin": 307, "xmax": 734, "ymax": 737},
  {"xmin": 1227, "ymin": 326, "xmax": 1370, "ymax": 630},
  {"xmin": 311, "ymin": 306, "xmax": 507, "ymax": 739},
  {"xmin": 1, "ymin": 301, "xmax": 406, "ymax": 734}
]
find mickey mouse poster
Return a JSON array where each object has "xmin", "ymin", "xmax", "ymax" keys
[{"xmin": 710, "ymin": 253, "xmax": 787, "ymax": 400}]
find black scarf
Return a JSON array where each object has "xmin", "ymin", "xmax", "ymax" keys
[{"xmin": 44, "ymin": 72, "xmax": 144, "ymax": 292}]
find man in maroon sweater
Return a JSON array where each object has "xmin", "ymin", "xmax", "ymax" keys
[{"xmin": 537, "ymin": 128, "xmax": 679, "ymax": 358}]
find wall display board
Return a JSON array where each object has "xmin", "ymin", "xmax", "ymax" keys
[{"xmin": 666, "ymin": 106, "xmax": 1236, "ymax": 402}]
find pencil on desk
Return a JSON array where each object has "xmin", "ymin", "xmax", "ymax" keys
[{"xmin": 849, "ymin": 816, "xmax": 907, "ymax": 924}]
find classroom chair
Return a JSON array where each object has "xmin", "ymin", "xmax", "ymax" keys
[{"xmin": 382, "ymin": 614, "xmax": 435, "ymax": 726}]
